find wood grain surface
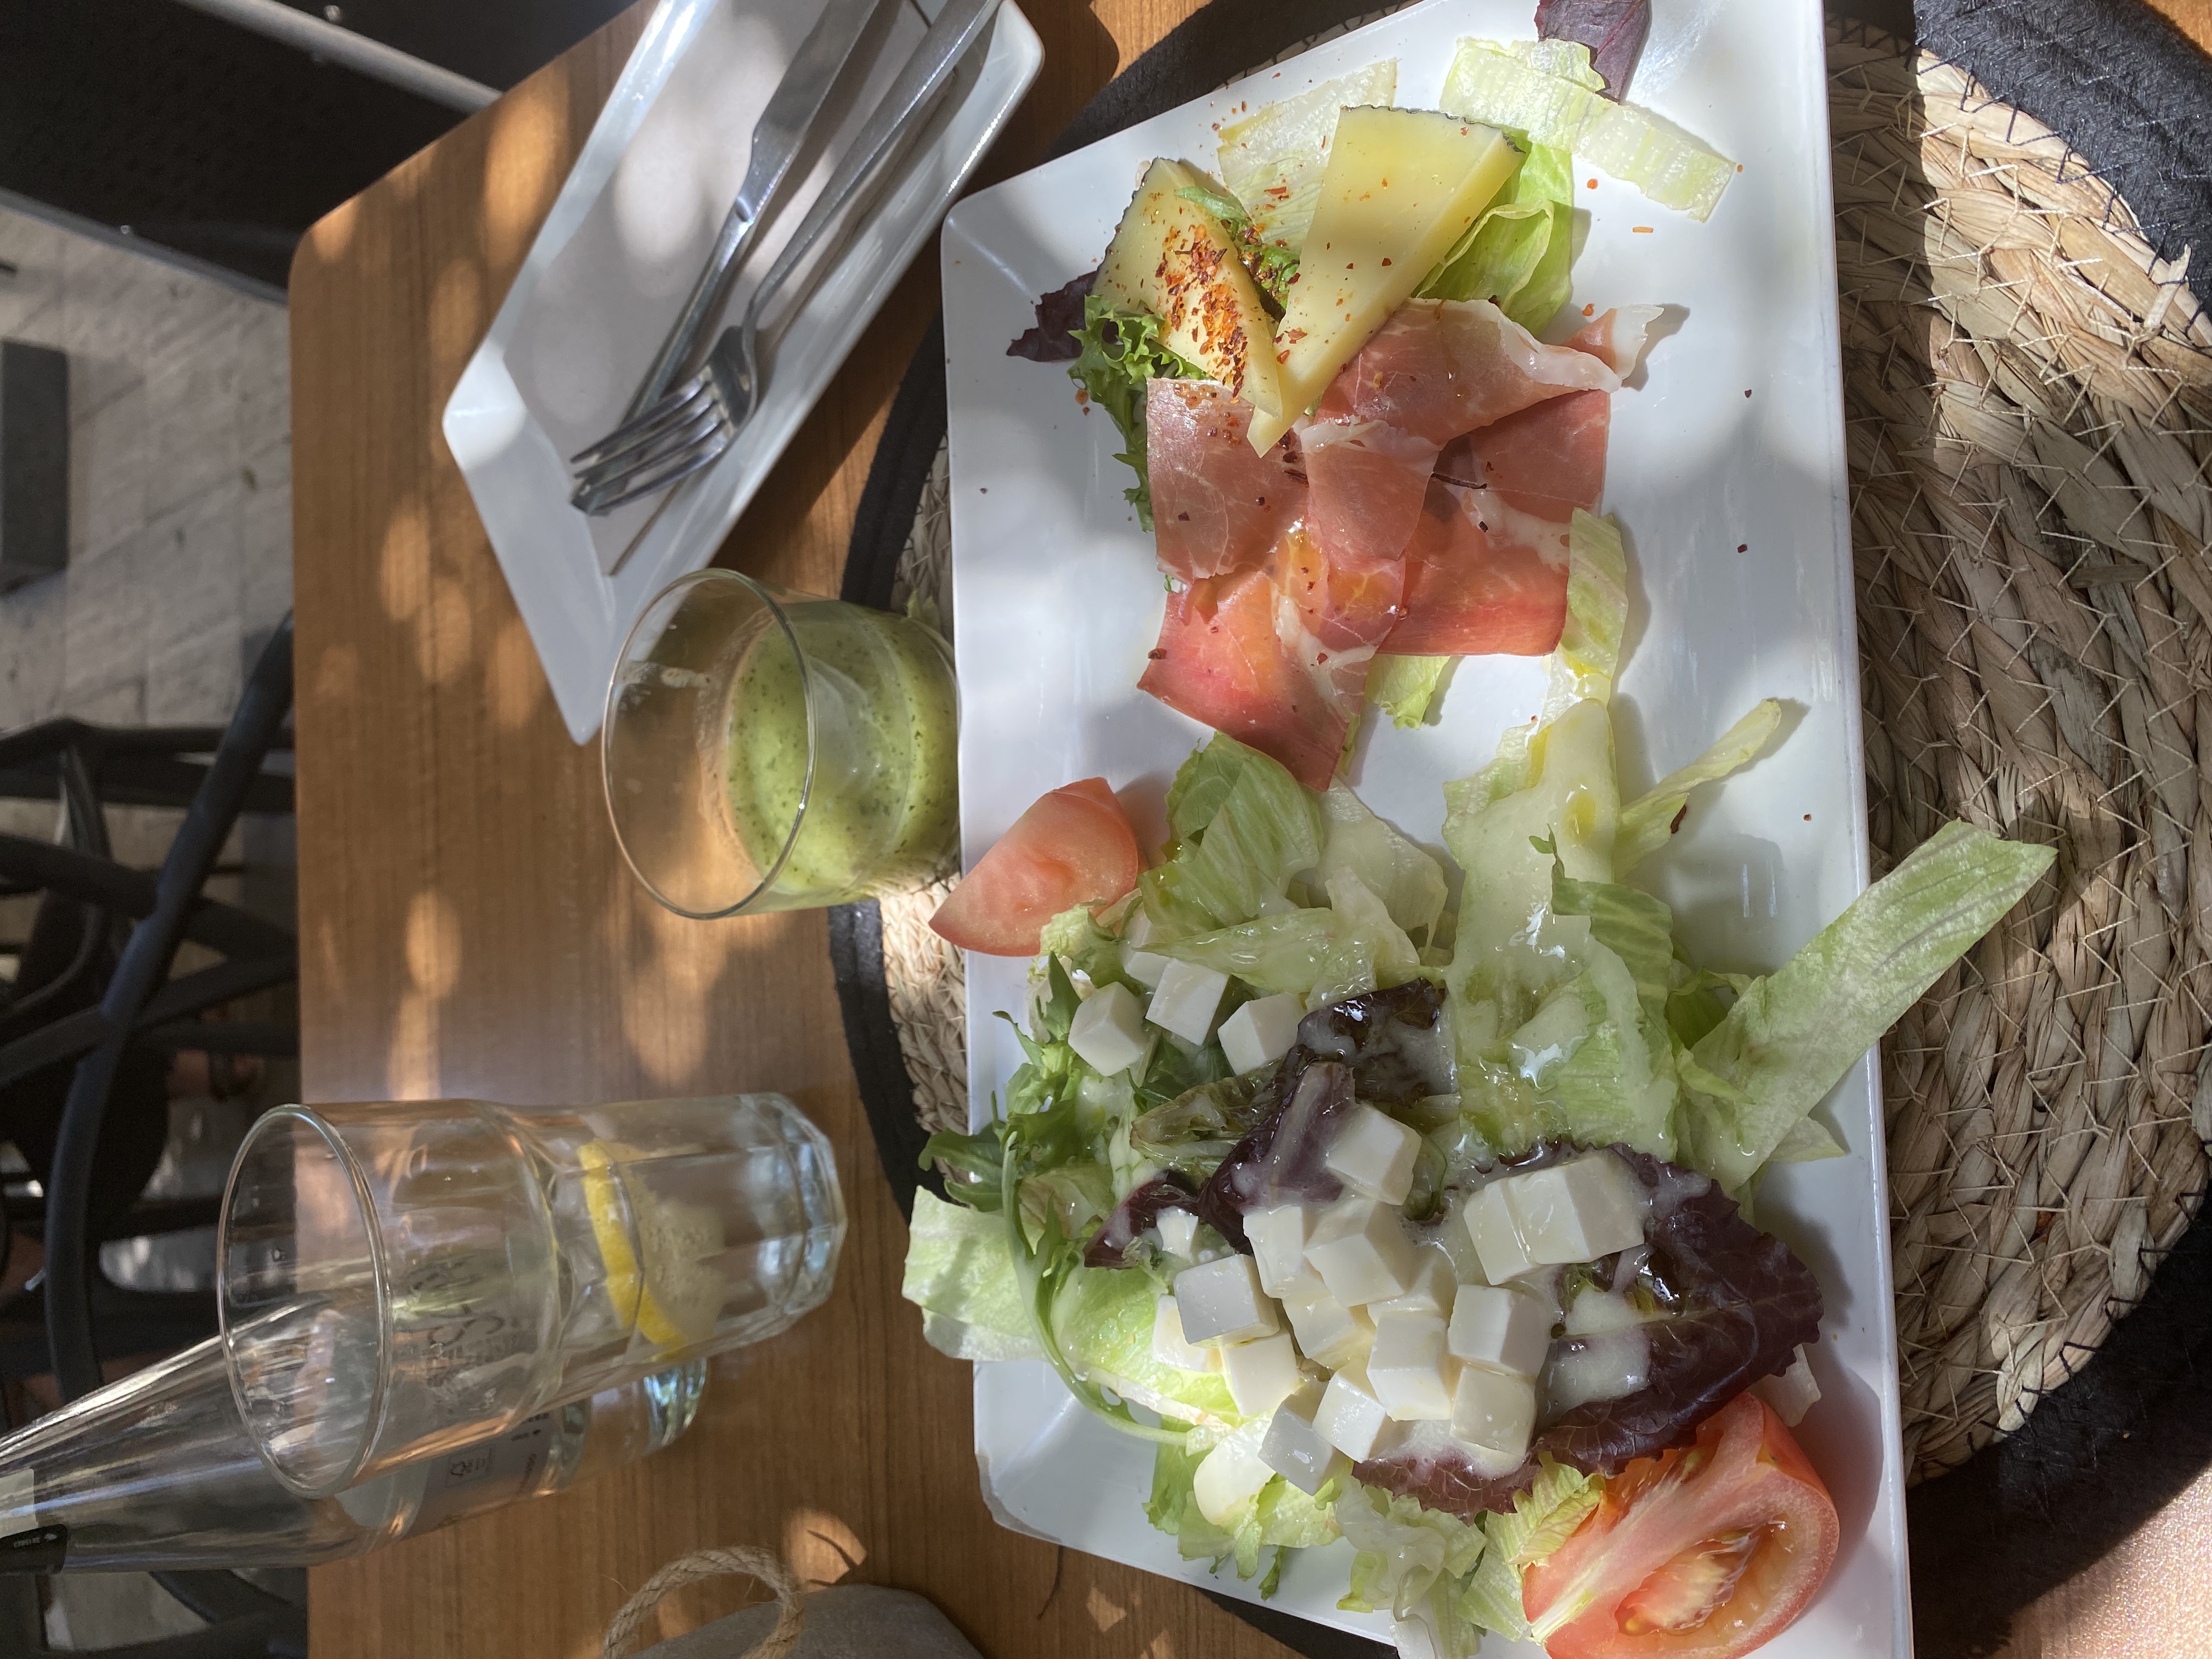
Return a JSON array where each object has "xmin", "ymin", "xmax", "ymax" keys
[{"xmin": 288, "ymin": 2, "xmax": 2212, "ymax": 1656}]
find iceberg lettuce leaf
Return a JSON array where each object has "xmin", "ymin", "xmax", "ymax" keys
[
  {"xmin": 1318, "ymin": 783, "xmax": 1450, "ymax": 941},
  {"xmin": 1144, "ymin": 735, "xmax": 1328, "ymax": 934},
  {"xmin": 901, "ymin": 1188, "xmax": 1041, "ymax": 1360},
  {"xmin": 1458, "ymin": 1460, "xmax": 1601, "ymax": 1639},
  {"xmin": 1440, "ymin": 38, "xmax": 1737, "ymax": 219},
  {"xmin": 1683, "ymin": 821, "xmax": 2053, "ymax": 1190},
  {"xmin": 1368, "ymin": 653, "xmax": 1453, "ymax": 730},
  {"xmin": 1615, "ymin": 700, "xmax": 1785, "ymax": 874}
]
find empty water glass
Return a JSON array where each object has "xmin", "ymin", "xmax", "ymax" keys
[{"xmin": 219, "ymin": 1093, "xmax": 842, "ymax": 1498}]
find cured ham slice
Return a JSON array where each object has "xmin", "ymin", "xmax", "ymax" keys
[
  {"xmin": 1317, "ymin": 297, "xmax": 1620, "ymax": 445},
  {"xmin": 1295, "ymin": 417, "xmax": 1438, "ymax": 649},
  {"xmin": 1569, "ymin": 304, "xmax": 1667, "ymax": 376},
  {"xmin": 1383, "ymin": 481, "xmax": 1571, "ymax": 657},
  {"xmin": 1433, "ymin": 388, "xmax": 1609, "ymax": 521},
  {"xmin": 1140, "ymin": 567, "xmax": 1351, "ymax": 789},
  {"xmin": 1146, "ymin": 380, "xmax": 1305, "ymax": 582}
]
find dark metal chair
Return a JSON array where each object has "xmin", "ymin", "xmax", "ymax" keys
[{"xmin": 0, "ymin": 619, "xmax": 306, "ymax": 1658}]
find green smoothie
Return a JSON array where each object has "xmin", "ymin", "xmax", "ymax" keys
[{"xmin": 720, "ymin": 600, "xmax": 958, "ymax": 906}]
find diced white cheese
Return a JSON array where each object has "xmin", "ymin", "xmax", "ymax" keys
[
  {"xmin": 1323, "ymin": 1105, "xmax": 1421, "ymax": 1204},
  {"xmin": 1313, "ymin": 1360, "xmax": 1392, "ymax": 1460},
  {"xmin": 1370, "ymin": 1249, "xmax": 1457, "ymax": 1319},
  {"xmin": 1218, "ymin": 992, "xmax": 1305, "ymax": 1076},
  {"xmin": 1152, "ymin": 1295, "xmax": 1222, "ymax": 1372},
  {"xmin": 1245, "ymin": 1204, "xmax": 1316, "ymax": 1296},
  {"xmin": 1122, "ymin": 949, "xmax": 1170, "ymax": 989},
  {"xmin": 1146, "ymin": 958, "xmax": 1229, "ymax": 1045},
  {"xmin": 1305, "ymin": 1197, "xmax": 1419, "ymax": 1306},
  {"xmin": 1259, "ymin": 1383, "xmax": 1350, "ymax": 1495},
  {"xmin": 1752, "ymin": 1344, "xmax": 1822, "ymax": 1427},
  {"xmin": 1156, "ymin": 1210, "xmax": 1200, "ymax": 1261},
  {"xmin": 1193, "ymin": 1430, "xmax": 1273, "ymax": 1526},
  {"xmin": 1124, "ymin": 908, "xmax": 1160, "ymax": 947},
  {"xmin": 1281, "ymin": 1282, "xmax": 1374, "ymax": 1372},
  {"xmin": 1449, "ymin": 1363, "xmax": 1537, "ymax": 1462},
  {"xmin": 1367, "ymin": 1311, "xmax": 1455, "ymax": 1422},
  {"xmin": 1503, "ymin": 1153, "xmax": 1646, "ymax": 1266},
  {"xmin": 1219, "ymin": 1331, "xmax": 1304, "ymax": 1417},
  {"xmin": 1464, "ymin": 1180, "xmax": 1536, "ymax": 1284},
  {"xmin": 1447, "ymin": 1285, "xmax": 1553, "ymax": 1378},
  {"xmin": 1172, "ymin": 1254, "xmax": 1279, "ymax": 1345},
  {"xmin": 1067, "ymin": 981, "xmax": 1148, "ymax": 1076}
]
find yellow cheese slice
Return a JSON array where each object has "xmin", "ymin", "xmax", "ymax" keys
[{"xmin": 1248, "ymin": 108, "xmax": 1516, "ymax": 452}]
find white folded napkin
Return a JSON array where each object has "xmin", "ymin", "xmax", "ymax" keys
[{"xmin": 507, "ymin": 0, "xmax": 929, "ymax": 572}]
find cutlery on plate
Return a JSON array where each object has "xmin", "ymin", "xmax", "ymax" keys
[
  {"xmin": 569, "ymin": 0, "xmax": 1008, "ymax": 516},
  {"xmin": 589, "ymin": 0, "xmax": 902, "ymax": 456}
]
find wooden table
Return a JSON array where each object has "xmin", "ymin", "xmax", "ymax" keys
[{"xmin": 288, "ymin": 3, "xmax": 2212, "ymax": 1656}]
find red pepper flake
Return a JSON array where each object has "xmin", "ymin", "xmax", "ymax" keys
[
  {"xmin": 1148, "ymin": 649, "xmax": 1167, "ymax": 660},
  {"xmin": 1380, "ymin": 257, "xmax": 1392, "ymax": 267},
  {"xmin": 1737, "ymin": 543, "xmax": 1748, "ymax": 552},
  {"xmin": 1632, "ymin": 226, "xmax": 1654, "ymax": 234},
  {"xmin": 1582, "ymin": 303, "xmax": 1595, "ymax": 317},
  {"xmin": 1803, "ymin": 813, "xmax": 1813, "ymax": 822},
  {"xmin": 1586, "ymin": 178, "xmax": 1598, "ymax": 189},
  {"xmin": 1745, "ymin": 389, "xmax": 1754, "ymax": 398},
  {"xmin": 979, "ymin": 486, "xmax": 988, "ymax": 493},
  {"xmin": 1317, "ymin": 652, "xmax": 1329, "ymax": 663},
  {"xmin": 1670, "ymin": 804, "xmax": 1690, "ymax": 834}
]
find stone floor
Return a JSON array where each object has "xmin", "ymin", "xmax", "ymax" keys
[{"xmin": 0, "ymin": 204, "xmax": 301, "ymax": 1647}]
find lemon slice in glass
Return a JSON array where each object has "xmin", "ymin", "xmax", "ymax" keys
[{"xmin": 579, "ymin": 1139, "xmax": 725, "ymax": 1351}]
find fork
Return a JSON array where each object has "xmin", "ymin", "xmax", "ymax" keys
[{"xmin": 569, "ymin": 0, "xmax": 1007, "ymax": 516}]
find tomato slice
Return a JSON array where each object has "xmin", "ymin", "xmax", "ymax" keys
[
  {"xmin": 929, "ymin": 778, "xmax": 1142, "ymax": 956},
  {"xmin": 1521, "ymin": 1394, "xmax": 1839, "ymax": 1659}
]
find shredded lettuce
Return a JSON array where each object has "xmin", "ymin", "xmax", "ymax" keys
[
  {"xmin": 1335, "ymin": 1481, "xmax": 1488, "ymax": 1619},
  {"xmin": 1155, "ymin": 899, "xmax": 1419, "ymax": 1008},
  {"xmin": 1440, "ymin": 38, "xmax": 1737, "ymax": 221},
  {"xmin": 1615, "ymin": 700, "xmax": 1785, "ymax": 873},
  {"xmin": 1681, "ymin": 821, "xmax": 2055, "ymax": 1191},
  {"xmin": 1057, "ymin": 1262, "xmax": 1240, "ymax": 1426},
  {"xmin": 1142, "ymin": 735, "xmax": 1328, "ymax": 934},
  {"xmin": 1067, "ymin": 295, "xmax": 1204, "ymax": 529},
  {"xmin": 1148, "ymin": 1433, "xmax": 1341, "ymax": 1585},
  {"xmin": 1419, "ymin": 139, "xmax": 1576, "ymax": 332},
  {"xmin": 1368, "ymin": 653, "xmax": 1453, "ymax": 730},
  {"xmin": 900, "ymin": 1188, "xmax": 1043, "ymax": 1361},
  {"xmin": 1459, "ymin": 1460, "xmax": 1602, "ymax": 1640},
  {"xmin": 1217, "ymin": 61, "xmax": 1399, "ymax": 262},
  {"xmin": 1317, "ymin": 784, "xmax": 1449, "ymax": 942}
]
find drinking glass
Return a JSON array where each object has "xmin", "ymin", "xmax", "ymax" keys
[
  {"xmin": 0, "ymin": 1334, "xmax": 706, "ymax": 1572},
  {"xmin": 603, "ymin": 569, "xmax": 960, "ymax": 919},
  {"xmin": 219, "ymin": 1093, "xmax": 841, "ymax": 1498}
]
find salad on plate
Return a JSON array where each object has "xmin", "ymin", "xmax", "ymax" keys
[{"xmin": 909, "ymin": 13, "xmax": 2048, "ymax": 1658}]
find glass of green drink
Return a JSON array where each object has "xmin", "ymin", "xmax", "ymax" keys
[{"xmin": 602, "ymin": 569, "xmax": 959, "ymax": 917}]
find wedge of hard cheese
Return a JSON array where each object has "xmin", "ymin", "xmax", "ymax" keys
[
  {"xmin": 1248, "ymin": 109, "xmax": 1516, "ymax": 451},
  {"xmin": 1094, "ymin": 158, "xmax": 1285, "ymax": 417}
]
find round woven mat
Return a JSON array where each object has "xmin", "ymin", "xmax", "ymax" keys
[{"xmin": 873, "ymin": 19, "xmax": 2212, "ymax": 1486}]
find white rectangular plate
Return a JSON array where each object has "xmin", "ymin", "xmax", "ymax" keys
[
  {"xmin": 442, "ymin": 0, "xmax": 1040, "ymax": 743},
  {"xmin": 943, "ymin": 0, "xmax": 1906, "ymax": 1652}
]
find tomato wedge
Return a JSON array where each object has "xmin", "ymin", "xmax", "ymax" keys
[
  {"xmin": 929, "ymin": 778, "xmax": 1142, "ymax": 956},
  {"xmin": 1522, "ymin": 1394, "xmax": 1839, "ymax": 1659}
]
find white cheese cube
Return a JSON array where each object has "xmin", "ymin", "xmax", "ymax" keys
[
  {"xmin": 1246, "ymin": 1204, "xmax": 1316, "ymax": 1296},
  {"xmin": 1370, "ymin": 1249, "xmax": 1458, "ymax": 1319},
  {"xmin": 1323, "ymin": 1105, "xmax": 1422, "ymax": 1204},
  {"xmin": 1282, "ymin": 1283, "xmax": 1374, "ymax": 1372},
  {"xmin": 1152, "ymin": 1295, "xmax": 1222, "ymax": 1372},
  {"xmin": 1305, "ymin": 1198, "xmax": 1419, "ymax": 1306},
  {"xmin": 1313, "ymin": 1361, "xmax": 1392, "ymax": 1460},
  {"xmin": 1193, "ymin": 1430, "xmax": 1273, "ymax": 1526},
  {"xmin": 1173, "ymin": 1255, "xmax": 1279, "ymax": 1345},
  {"xmin": 1124, "ymin": 907, "xmax": 1160, "ymax": 947},
  {"xmin": 1219, "ymin": 1331, "xmax": 1303, "ymax": 1417},
  {"xmin": 1123, "ymin": 949, "xmax": 1170, "ymax": 989},
  {"xmin": 1449, "ymin": 1363, "xmax": 1537, "ymax": 1461},
  {"xmin": 1260, "ymin": 1383, "xmax": 1351, "ymax": 1494},
  {"xmin": 1219, "ymin": 992, "xmax": 1305, "ymax": 1075},
  {"xmin": 1067, "ymin": 981, "xmax": 1148, "ymax": 1076},
  {"xmin": 1503, "ymin": 1153, "xmax": 1646, "ymax": 1266},
  {"xmin": 1146, "ymin": 958, "xmax": 1229, "ymax": 1044},
  {"xmin": 1464, "ymin": 1181, "xmax": 1536, "ymax": 1284},
  {"xmin": 1447, "ymin": 1285, "xmax": 1554, "ymax": 1378},
  {"xmin": 1157, "ymin": 1210, "xmax": 1200, "ymax": 1260},
  {"xmin": 1367, "ymin": 1311, "xmax": 1455, "ymax": 1422}
]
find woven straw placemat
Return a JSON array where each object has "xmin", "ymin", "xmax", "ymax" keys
[{"xmin": 868, "ymin": 19, "xmax": 2212, "ymax": 1487}]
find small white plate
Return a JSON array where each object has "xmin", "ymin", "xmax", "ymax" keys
[
  {"xmin": 442, "ymin": 0, "xmax": 1040, "ymax": 743},
  {"xmin": 943, "ymin": 0, "xmax": 1905, "ymax": 1652}
]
